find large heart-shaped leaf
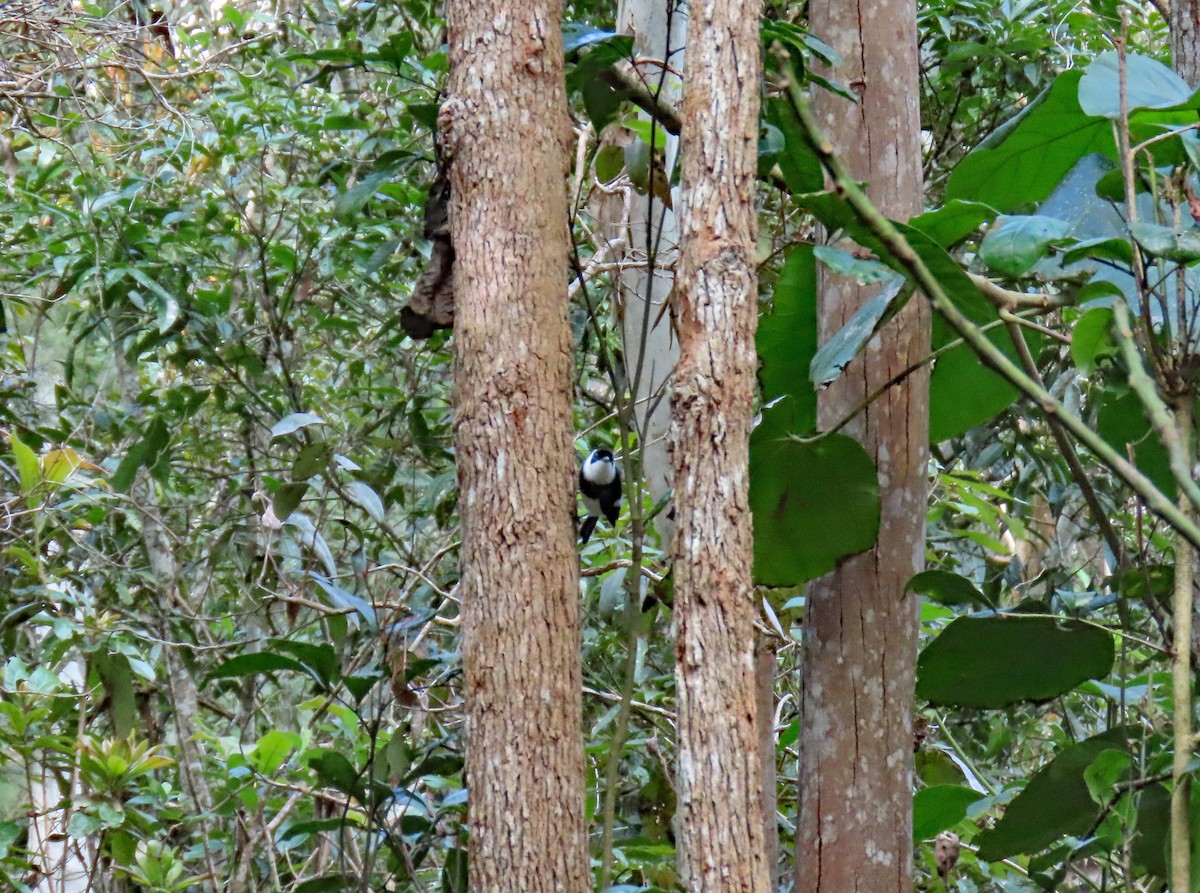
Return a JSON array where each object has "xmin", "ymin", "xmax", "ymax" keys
[
  {"xmin": 917, "ymin": 615, "xmax": 1115, "ymax": 707},
  {"xmin": 750, "ymin": 400, "xmax": 880, "ymax": 586}
]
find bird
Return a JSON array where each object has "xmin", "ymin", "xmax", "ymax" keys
[{"xmin": 579, "ymin": 448, "xmax": 622, "ymax": 543}]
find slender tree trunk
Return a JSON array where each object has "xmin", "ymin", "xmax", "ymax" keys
[
  {"xmin": 795, "ymin": 2, "xmax": 927, "ymax": 892},
  {"xmin": 1172, "ymin": 0, "xmax": 1200, "ymax": 86},
  {"xmin": 671, "ymin": 0, "xmax": 767, "ymax": 890},
  {"xmin": 442, "ymin": 4, "xmax": 587, "ymax": 891}
]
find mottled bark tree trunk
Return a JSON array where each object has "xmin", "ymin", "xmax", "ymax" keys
[
  {"xmin": 1173, "ymin": 0, "xmax": 1200, "ymax": 86},
  {"xmin": 441, "ymin": 3, "xmax": 587, "ymax": 891},
  {"xmin": 795, "ymin": 2, "xmax": 928, "ymax": 892},
  {"xmin": 671, "ymin": 1, "xmax": 768, "ymax": 891}
]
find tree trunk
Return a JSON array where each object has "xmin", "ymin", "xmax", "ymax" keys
[
  {"xmin": 671, "ymin": 0, "xmax": 768, "ymax": 891},
  {"xmin": 442, "ymin": 4, "xmax": 587, "ymax": 892},
  {"xmin": 591, "ymin": 0, "xmax": 686, "ymax": 545},
  {"xmin": 795, "ymin": 2, "xmax": 928, "ymax": 892},
  {"xmin": 1172, "ymin": 0, "xmax": 1200, "ymax": 87}
]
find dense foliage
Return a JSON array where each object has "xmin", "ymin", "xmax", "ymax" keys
[{"xmin": 1, "ymin": 1, "xmax": 1197, "ymax": 891}]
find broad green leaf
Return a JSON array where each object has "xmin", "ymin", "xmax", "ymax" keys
[
  {"xmin": 207, "ymin": 653, "xmax": 308, "ymax": 681},
  {"xmin": 273, "ymin": 482, "xmax": 309, "ymax": 522},
  {"xmin": 908, "ymin": 200, "xmax": 995, "ymax": 249},
  {"xmin": 1078, "ymin": 51, "xmax": 1193, "ymax": 119},
  {"xmin": 270, "ymin": 639, "xmax": 339, "ymax": 687},
  {"xmin": 9, "ymin": 432, "xmax": 38, "ymax": 495},
  {"xmin": 1083, "ymin": 749, "xmax": 1130, "ymax": 805},
  {"xmin": 110, "ymin": 416, "xmax": 170, "ymax": 493},
  {"xmin": 41, "ymin": 448, "xmax": 82, "ymax": 485},
  {"xmin": 1130, "ymin": 222, "xmax": 1200, "ymax": 262},
  {"xmin": 292, "ymin": 442, "xmax": 331, "ymax": 481},
  {"xmin": 93, "ymin": 652, "xmax": 136, "ymax": 739},
  {"xmin": 333, "ymin": 171, "xmax": 392, "ymax": 220},
  {"xmin": 1070, "ymin": 307, "xmax": 1117, "ymax": 374},
  {"xmin": 978, "ymin": 214, "xmax": 1071, "ymax": 276},
  {"xmin": 906, "ymin": 570, "xmax": 991, "ymax": 608},
  {"xmin": 764, "ymin": 98, "xmax": 823, "ymax": 194},
  {"xmin": 917, "ymin": 615, "xmax": 1115, "ymax": 708},
  {"xmin": 929, "ymin": 328, "xmax": 1028, "ymax": 443},
  {"xmin": 250, "ymin": 730, "xmax": 300, "ymax": 775},
  {"xmin": 809, "ymin": 278, "xmax": 907, "ymax": 388},
  {"xmin": 750, "ymin": 400, "xmax": 880, "ymax": 586},
  {"xmin": 309, "ymin": 573, "xmax": 378, "ymax": 630},
  {"xmin": 913, "ymin": 785, "xmax": 984, "ymax": 841},
  {"xmin": 946, "ymin": 71, "xmax": 1107, "ymax": 212},
  {"xmin": 271, "ymin": 412, "xmax": 326, "ymax": 439},
  {"xmin": 975, "ymin": 727, "xmax": 1134, "ymax": 860},
  {"xmin": 758, "ymin": 245, "xmax": 817, "ymax": 430},
  {"xmin": 1060, "ymin": 235, "xmax": 1133, "ymax": 267},
  {"xmin": 345, "ymin": 480, "xmax": 386, "ymax": 523},
  {"xmin": 308, "ymin": 750, "xmax": 363, "ymax": 800},
  {"xmin": 293, "ymin": 875, "xmax": 356, "ymax": 893},
  {"xmin": 812, "ymin": 245, "xmax": 897, "ymax": 283},
  {"xmin": 595, "ymin": 144, "xmax": 624, "ymax": 183},
  {"xmin": 1096, "ymin": 385, "xmax": 1174, "ymax": 496}
]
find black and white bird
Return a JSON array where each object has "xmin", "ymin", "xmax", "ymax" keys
[{"xmin": 579, "ymin": 448, "xmax": 622, "ymax": 543}]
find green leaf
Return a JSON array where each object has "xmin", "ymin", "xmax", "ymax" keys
[
  {"xmin": 764, "ymin": 98, "xmax": 823, "ymax": 193},
  {"xmin": 271, "ymin": 412, "xmax": 326, "ymax": 439},
  {"xmin": 758, "ymin": 245, "xmax": 818, "ymax": 430},
  {"xmin": 906, "ymin": 570, "xmax": 991, "ymax": 608},
  {"xmin": 812, "ymin": 245, "xmax": 897, "ymax": 283},
  {"xmin": 917, "ymin": 615, "xmax": 1115, "ymax": 708},
  {"xmin": 1070, "ymin": 307, "xmax": 1117, "ymax": 374},
  {"xmin": 293, "ymin": 874, "xmax": 356, "ymax": 893},
  {"xmin": 595, "ymin": 144, "xmax": 624, "ymax": 183},
  {"xmin": 321, "ymin": 115, "xmax": 371, "ymax": 131},
  {"xmin": 913, "ymin": 785, "xmax": 984, "ymax": 841},
  {"xmin": 250, "ymin": 730, "xmax": 301, "ymax": 775},
  {"xmin": 978, "ymin": 214, "xmax": 1071, "ymax": 276},
  {"xmin": 293, "ymin": 442, "xmax": 331, "ymax": 481},
  {"xmin": 809, "ymin": 278, "xmax": 907, "ymax": 388},
  {"xmin": 929, "ymin": 328, "xmax": 1027, "ymax": 443},
  {"xmin": 1078, "ymin": 51, "xmax": 1194, "ymax": 119},
  {"xmin": 908, "ymin": 200, "xmax": 995, "ymax": 249},
  {"xmin": 1096, "ymin": 385, "xmax": 1174, "ymax": 496},
  {"xmin": 270, "ymin": 639, "xmax": 339, "ymax": 686},
  {"xmin": 273, "ymin": 482, "xmax": 309, "ymax": 522},
  {"xmin": 1061, "ymin": 237, "xmax": 1133, "ymax": 267},
  {"xmin": 9, "ymin": 432, "xmax": 38, "ymax": 495},
  {"xmin": 975, "ymin": 727, "xmax": 1135, "ymax": 860},
  {"xmin": 750, "ymin": 400, "xmax": 880, "ymax": 586},
  {"xmin": 1083, "ymin": 749, "xmax": 1130, "ymax": 805},
  {"xmin": 207, "ymin": 653, "xmax": 308, "ymax": 681},
  {"xmin": 93, "ymin": 652, "xmax": 136, "ymax": 739},
  {"xmin": 946, "ymin": 71, "xmax": 1107, "ymax": 212},
  {"xmin": 1130, "ymin": 222, "xmax": 1200, "ymax": 262},
  {"xmin": 333, "ymin": 171, "xmax": 393, "ymax": 219},
  {"xmin": 309, "ymin": 750, "xmax": 364, "ymax": 801},
  {"xmin": 110, "ymin": 416, "xmax": 170, "ymax": 493},
  {"xmin": 442, "ymin": 847, "xmax": 468, "ymax": 893},
  {"xmin": 345, "ymin": 480, "xmax": 386, "ymax": 523}
]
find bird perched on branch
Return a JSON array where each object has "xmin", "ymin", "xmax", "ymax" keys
[{"xmin": 579, "ymin": 449, "xmax": 621, "ymax": 543}]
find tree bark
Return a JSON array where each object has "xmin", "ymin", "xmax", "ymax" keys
[
  {"xmin": 795, "ymin": 2, "xmax": 928, "ymax": 892},
  {"xmin": 671, "ymin": 1, "xmax": 768, "ymax": 891},
  {"xmin": 1172, "ymin": 0, "xmax": 1200, "ymax": 87},
  {"xmin": 442, "ymin": 3, "xmax": 587, "ymax": 892}
]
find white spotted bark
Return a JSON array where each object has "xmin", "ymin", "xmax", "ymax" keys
[{"xmin": 796, "ymin": 1, "xmax": 928, "ymax": 891}]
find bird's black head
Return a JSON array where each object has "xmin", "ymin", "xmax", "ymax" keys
[{"xmin": 581, "ymin": 448, "xmax": 618, "ymax": 485}]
